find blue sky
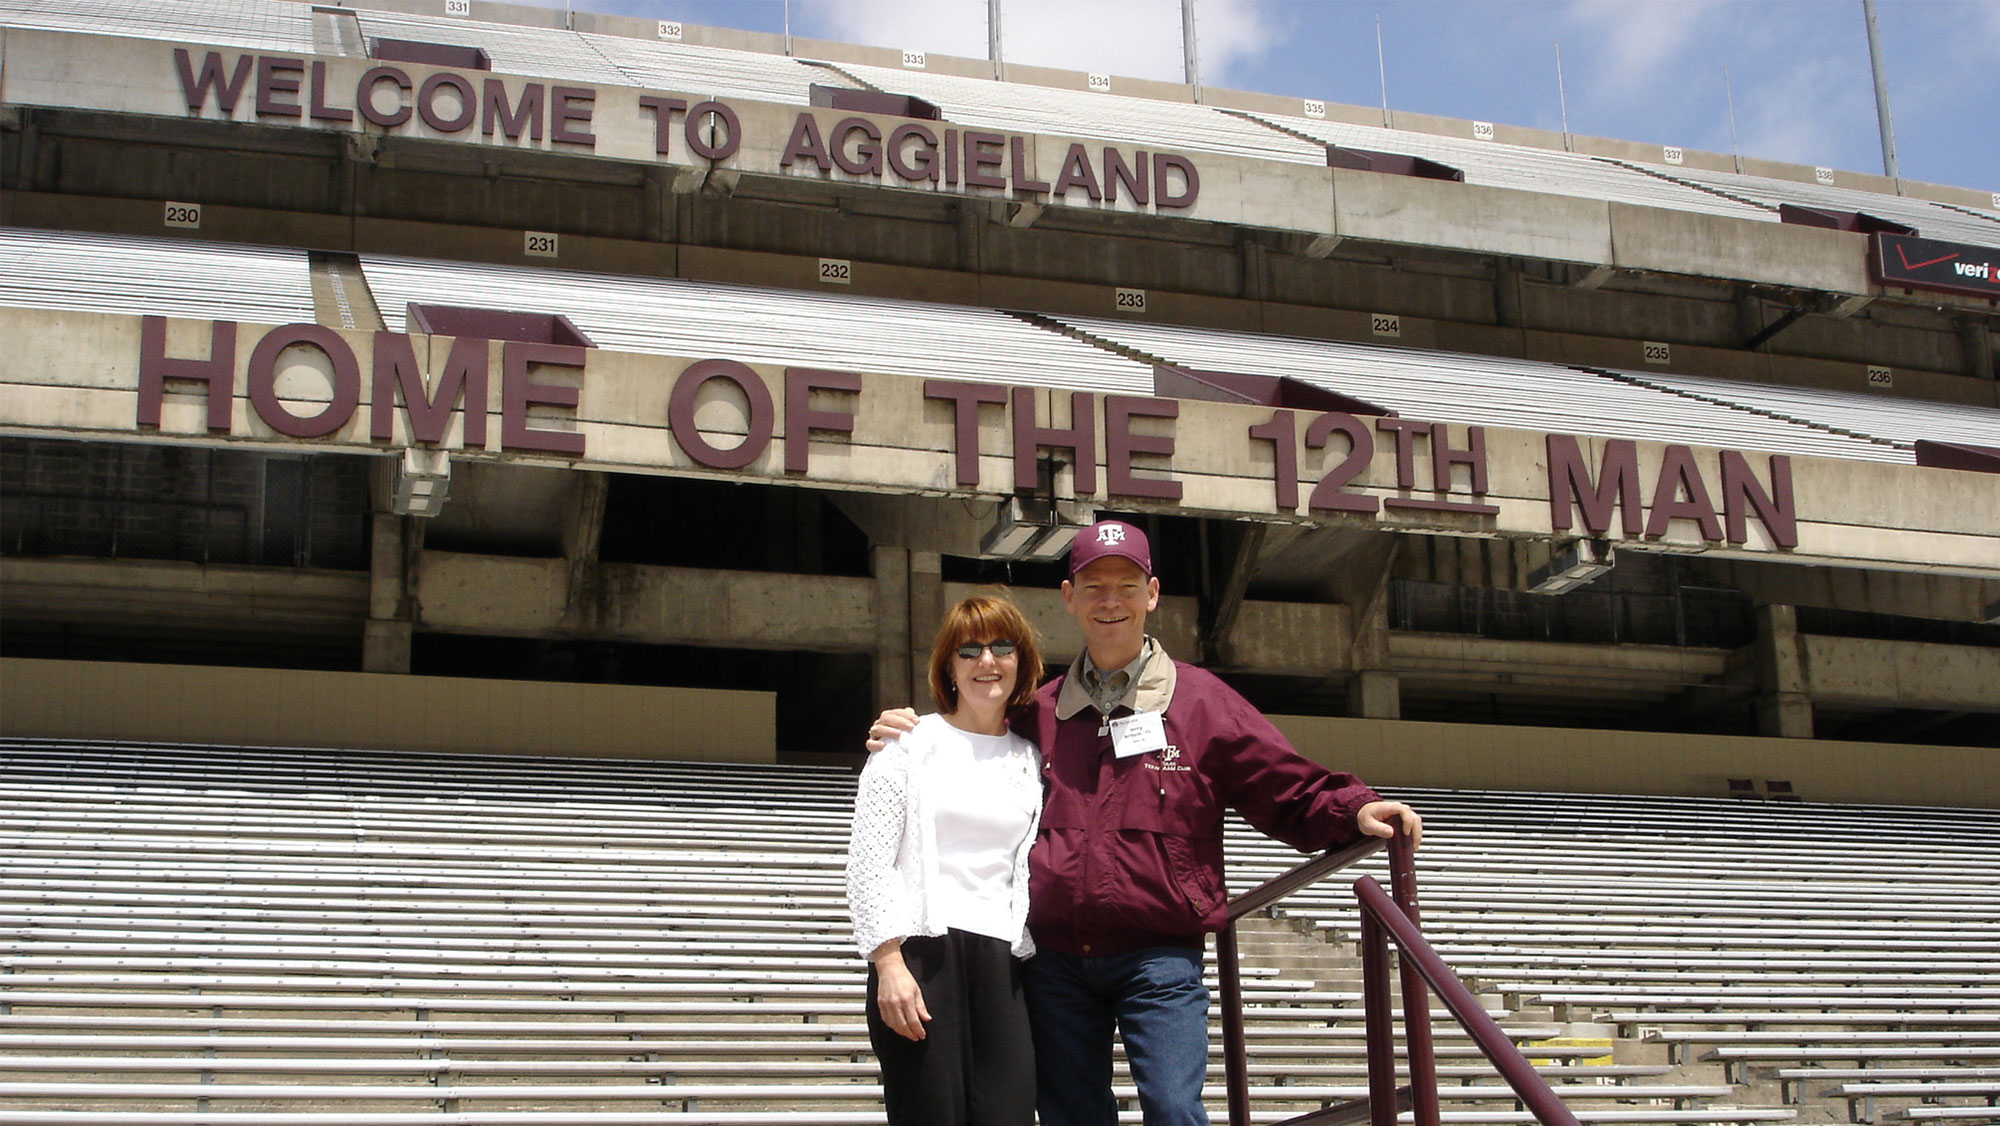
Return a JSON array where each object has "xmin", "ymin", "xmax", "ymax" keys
[{"xmin": 520, "ymin": 0, "xmax": 1998, "ymax": 201}]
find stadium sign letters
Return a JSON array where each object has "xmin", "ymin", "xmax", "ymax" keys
[
  {"xmin": 134, "ymin": 319, "xmax": 1798, "ymax": 550},
  {"xmin": 171, "ymin": 49, "xmax": 1202, "ymax": 209}
]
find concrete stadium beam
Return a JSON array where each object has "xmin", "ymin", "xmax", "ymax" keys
[
  {"xmin": 1803, "ymin": 635, "xmax": 2000, "ymax": 714},
  {"xmin": 1, "ymin": 556, "xmax": 369, "ymax": 642},
  {"xmin": 413, "ymin": 551, "xmax": 878, "ymax": 653}
]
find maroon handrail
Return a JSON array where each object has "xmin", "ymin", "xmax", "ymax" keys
[
  {"xmin": 1354, "ymin": 876, "xmax": 1582, "ymax": 1126},
  {"xmin": 1384, "ymin": 829, "xmax": 1440, "ymax": 1126},
  {"xmin": 1215, "ymin": 819, "xmax": 1582, "ymax": 1126},
  {"xmin": 1220, "ymin": 837, "xmax": 1383, "ymax": 1126}
]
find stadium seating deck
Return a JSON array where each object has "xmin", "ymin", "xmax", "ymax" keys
[
  {"xmin": 1625, "ymin": 159, "xmax": 2000, "ymax": 246},
  {"xmin": 15, "ymin": 223, "xmax": 1997, "ymax": 476},
  {"xmin": 817, "ymin": 58, "xmax": 1330, "ymax": 166},
  {"xmin": 5, "ymin": 739, "xmax": 1999, "ymax": 1125},
  {"xmin": 0, "ymin": 228, "xmax": 316, "ymax": 327},
  {"xmin": 1050, "ymin": 312, "xmax": 1926, "ymax": 464},
  {"xmin": 0, "ymin": 0, "xmax": 318, "ymax": 54},
  {"xmin": 7, "ymin": 0, "xmax": 1994, "ymax": 239},
  {"xmin": 354, "ymin": 251, "xmax": 1157, "ymax": 393},
  {"xmin": 3, "ymin": 0, "xmax": 1996, "ymax": 1118},
  {"xmin": 1245, "ymin": 110, "xmax": 1777, "ymax": 225}
]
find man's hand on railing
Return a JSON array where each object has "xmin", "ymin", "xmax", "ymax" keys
[{"xmin": 1357, "ymin": 801, "xmax": 1422, "ymax": 850}]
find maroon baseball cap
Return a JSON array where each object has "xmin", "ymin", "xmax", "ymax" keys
[{"xmin": 1068, "ymin": 519, "xmax": 1153, "ymax": 577}]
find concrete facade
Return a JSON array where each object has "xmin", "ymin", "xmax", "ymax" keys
[
  {"xmin": 3, "ymin": 656, "xmax": 778, "ymax": 761},
  {"xmin": 7, "ymin": 25, "xmax": 1998, "ymax": 358},
  {"xmin": 2, "ymin": 0, "xmax": 1996, "ymax": 792},
  {"xmin": 6, "ymin": 310, "xmax": 1995, "ymax": 578}
]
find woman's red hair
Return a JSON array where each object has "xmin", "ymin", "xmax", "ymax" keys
[{"xmin": 926, "ymin": 592, "xmax": 1044, "ymax": 718}]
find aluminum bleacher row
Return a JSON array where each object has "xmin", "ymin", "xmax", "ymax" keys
[
  {"xmin": 1271, "ymin": 790, "xmax": 2000, "ymax": 1125},
  {"xmin": 4, "ymin": 740, "xmax": 1999, "ymax": 1124}
]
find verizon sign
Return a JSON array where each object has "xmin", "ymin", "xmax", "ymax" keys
[{"xmin": 1870, "ymin": 233, "xmax": 2000, "ymax": 300}]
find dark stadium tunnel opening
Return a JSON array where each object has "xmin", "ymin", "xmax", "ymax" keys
[
  {"xmin": 1, "ymin": 436, "xmax": 371, "ymax": 571},
  {"xmin": 596, "ymin": 473, "xmax": 873, "ymax": 576}
]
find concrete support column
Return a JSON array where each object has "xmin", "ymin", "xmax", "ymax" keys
[
  {"xmin": 363, "ymin": 512, "xmax": 413, "ymax": 674},
  {"xmin": 1344, "ymin": 579, "xmax": 1400, "ymax": 720},
  {"xmin": 1240, "ymin": 240, "xmax": 1267, "ymax": 302},
  {"xmin": 1753, "ymin": 603, "xmax": 1813, "ymax": 739},
  {"xmin": 561, "ymin": 472, "xmax": 610, "ymax": 627},
  {"xmin": 956, "ymin": 204, "xmax": 984, "ymax": 275},
  {"xmin": 1960, "ymin": 320, "xmax": 1995, "ymax": 383},
  {"xmin": 363, "ymin": 619, "xmax": 412, "ymax": 673},
  {"xmin": 1734, "ymin": 288, "xmax": 1766, "ymax": 346},
  {"xmin": 873, "ymin": 545, "xmax": 913, "ymax": 715},
  {"xmin": 1757, "ymin": 692, "xmax": 1814, "ymax": 739},
  {"xmin": 908, "ymin": 551, "xmax": 944, "ymax": 702},
  {"xmin": 1347, "ymin": 670, "xmax": 1401, "ymax": 720},
  {"xmin": 1201, "ymin": 523, "xmax": 1266, "ymax": 667},
  {"xmin": 1341, "ymin": 535, "xmax": 1401, "ymax": 720},
  {"xmin": 645, "ymin": 166, "xmax": 673, "ymax": 245},
  {"xmin": 1492, "ymin": 266, "xmax": 1523, "ymax": 328}
]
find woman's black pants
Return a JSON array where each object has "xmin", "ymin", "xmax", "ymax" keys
[{"xmin": 866, "ymin": 928, "xmax": 1036, "ymax": 1126}]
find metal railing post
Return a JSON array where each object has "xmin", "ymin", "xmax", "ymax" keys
[
  {"xmin": 1219, "ymin": 837, "xmax": 1384, "ymax": 1126},
  {"xmin": 1359, "ymin": 911, "xmax": 1399, "ymax": 1126},
  {"xmin": 1355, "ymin": 877, "xmax": 1583, "ymax": 1126},
  {"xmin": 1215, "ymin": 819, "xmax": 1576, "ymax": 1126},
  {"xmin": 1216, "ymin": 922, "xmax": 1252, "ymax": 1126},
  {"xmin": 1388, "ymin": 825, "xmax": 1441, "ymax": 1126}
]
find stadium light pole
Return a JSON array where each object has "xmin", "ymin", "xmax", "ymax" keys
[
  {"xmin": 1375, "ymin": 15, "xmax": 1390, "ymax": 127},
  {"xmin": 1182, "ymin": 0, "xmax": 1201, "ymax": 100},
  {"xmin": 1861, "ymin": 0, "xmax": 1900, "ymax": 183},
  {"xmin": 1724, "ymin": 68, "xmax": 1744, "ymax": 174},
  {"xmin": 990, "ymin": 0, "xmax": 1003, "ymax": 79},
  {"xmin": 1554, "ymin": 41, "xmax": 1571, "ymax": 151}
]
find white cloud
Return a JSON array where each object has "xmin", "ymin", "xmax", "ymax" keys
[
  {"xmin": 797, "ymin": 0, "xmax": 1276, "ymax": 86},
  {"xmin": 1971, "ymin": 0, "xmax": 2000, "ymax": 43},
  {"xmin": 798, "ymin": 0, "xmax": 985, "ymax": 59},
  {"xmin": 1733, "ymin": 52, "xmax": 1868, "ymax": 170},
  {"xmin": 1187, "ymin": 0, "xmax": 1280, "ymax": 88},
  {"xmin": 1562, "ymin": 0, "xmax": 1728, "ymax": 97}
]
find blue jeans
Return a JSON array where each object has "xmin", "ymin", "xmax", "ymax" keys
[{"xmin": 1023, "ymin": 946, "xmax": 1211, "ymax": 1126}]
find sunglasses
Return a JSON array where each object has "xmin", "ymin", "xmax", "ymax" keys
[{"xmin": 953, "ymin": 640, "xmax": 1019, "ymax": 660}]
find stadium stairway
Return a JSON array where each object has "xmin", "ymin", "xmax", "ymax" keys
[{"xmin": 1, "ymin": 739, "xmax": 1995, "ymax": 1125}]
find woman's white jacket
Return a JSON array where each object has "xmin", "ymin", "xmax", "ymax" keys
[{"xmin": 844, "ymin": 716, "xmax": 1042, "ymax": 960}]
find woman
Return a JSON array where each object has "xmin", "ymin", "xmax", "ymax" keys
[{"xmin": 845, "ymin": 592, "xmax": 1045, "ymax": 1126}]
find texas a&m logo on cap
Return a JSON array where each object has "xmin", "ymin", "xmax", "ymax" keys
[{"xmin": 1068, "ymin": 519, "xmax": 1153, "ymax": 577}]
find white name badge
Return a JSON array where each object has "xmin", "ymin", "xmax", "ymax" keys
[{"xmin": 1110, "ymin": 711, "xmax": 1169, "ymax": 759}]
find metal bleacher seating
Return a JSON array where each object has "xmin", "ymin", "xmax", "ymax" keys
[
  {"xmin": 3, "ymin": 744, "xmax": 1936, "ymax": 1120},
  {"xmin": 816, "ymin": 58, "xmax": 1329, "ymax": 167},
  {"xmin": 1243, "ymin": 110, "xmax": 1775, "ymax": 224},
  {"xmin": 0, "ymin": 228, "xmax": 317, "ymax": 327},
  {"xmin": 355, "ymin": 252, "xmax": 1157, "ymax": 395},
  {"xmin": 1047, "ymin": 313, "xmax": 1915, "ymax": 464},
  {"xmin": 6, "ymin": 741, "xmax": 1996, "ymax": 1124},
  {"xmin": 0, "ymin": 0, "xmax": 319, "ymax": 54},
  {"xmin": 1249, "ymin": 788, "xmax": 2000, "ymax": 1125},
  {"xmin": 1621, "ymin": 159, "xmax": 2000, "ymax": 246}
]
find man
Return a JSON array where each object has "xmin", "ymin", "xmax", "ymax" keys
[{"xmin": 868, "ymin": 519, "xmax": 1421, "ymax": 1126}]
